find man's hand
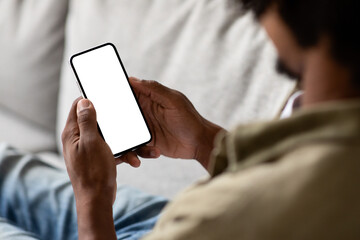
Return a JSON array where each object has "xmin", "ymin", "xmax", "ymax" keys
[
  {"xmin": 121, "ymin": 78, "xmax": 223, "ymax": 169},
  {"xmin": 62, "ymin": 97, "xmax": 116, "ymax": 203},
  {"xmin": 62, "ymin": 98, "xmax": 117, "ymax": 240}
]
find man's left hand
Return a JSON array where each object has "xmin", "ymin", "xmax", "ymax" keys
[
  {"xmin": 62, "ymin": 98, "xmax": 118, "ymax": 240},
  {"xmin": 62, "ymin": 97, "xmax": 117, "ymax": 205}
]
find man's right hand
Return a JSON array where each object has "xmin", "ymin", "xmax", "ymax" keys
[{"xmin": 119, "ymin": 77, "xmax": 223, "ymax": 170}]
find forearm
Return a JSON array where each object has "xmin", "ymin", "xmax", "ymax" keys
[
  {"xmin": 76, "ymin": 196, "xmax": 117, "ymax": 240},
  {"xmin": 196, "ymin": 118, "xmax": 224, "ymax": 171}
]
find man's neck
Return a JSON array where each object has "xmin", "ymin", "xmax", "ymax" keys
[{"xmin": 301, "ymin": 47, "xmax": 360, "ymax": 107}]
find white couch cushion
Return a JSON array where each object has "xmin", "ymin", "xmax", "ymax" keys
[
  {"xmin": 0, "ymin": 0, "xmax": 68, "ymax": 151},
  {"xmin": 57, "ymin": 0, "xmax": 295, "ymax": 197}
]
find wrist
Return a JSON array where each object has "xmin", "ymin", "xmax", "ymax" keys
[
  {"xmin": 76, "ymin": 195, "xmax": 116, "ymax": 240},
  {"xmin": 195, "ymin": 119, "xmax": 223, "ymax": 170},
  {"xmin": 75, "ymin": 191, "xmax": 113, "ymax": 208},
  {"xmin": 73, "ymin": 183, "xmax": 115, "ymax": 208}
]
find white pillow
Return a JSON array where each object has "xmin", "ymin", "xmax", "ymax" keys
[{"xmin": 0, "ymin": 0, "xmax": 69, "ymax": 151}]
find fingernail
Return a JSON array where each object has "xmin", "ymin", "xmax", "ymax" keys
[
  {"xmin": 77, "ymin": 99, "xmax": 91, "ymax": 113},
  {"xmin": 150, "ymin": 150, "xmax": 157, "ymax": 157}
]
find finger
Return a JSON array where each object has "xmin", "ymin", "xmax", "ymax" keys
[
  {"xmin": 129, "ymin": 77, "xmax": 176, "ymax": 106},
  {"xmin": 65, "ymin": 97, "xmax": 83, "ymax": 127},
  {"xmin": 117, "ymin": 152, "xmax": 141, "ymax": 168},
  {"xmin": 115, "ymin": 159, "xmax": 124, "ymax": 165},
  {"xmin": 135, "ymin": 146, "xmax": 161, "ymax": 159},
  {"xmin": 76, "ymin": 99, "xmax": 98, "ymax": 140},
  {"xmin": 125, "ymin": 152, "xmax": 141, "ymax": 168},
  {"xmin": 61, "ymin": 97, "xmax": 82, "ymax": 149}
]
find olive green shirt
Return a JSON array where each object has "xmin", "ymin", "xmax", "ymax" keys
[{"xmin": 144, "ymin": 100, "xmax": 360, "ymax": 240}]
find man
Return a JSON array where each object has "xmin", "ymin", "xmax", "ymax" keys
[{"xmin": 1, "ymin": 0, "xmax": 360, "ymax": 239}]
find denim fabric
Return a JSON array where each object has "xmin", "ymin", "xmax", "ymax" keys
[
  {"xmin": 0, "ymin": 143, "xmax": 167, "ymax": 240},
  {"xmin": 0, "ymin": 218, "xmax": 38, "ymax": 239}
]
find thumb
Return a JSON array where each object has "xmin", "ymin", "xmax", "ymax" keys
[{"xmin": 77, "ymin": 99, "xmax": 98, "ymax": 138}]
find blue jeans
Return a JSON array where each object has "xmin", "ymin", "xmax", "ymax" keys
[{"xmin": 0, "ymin": 143, "xmax": 168, "ymax": 240}]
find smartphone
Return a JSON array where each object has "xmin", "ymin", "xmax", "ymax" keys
[{"xmin": 70, "ymin": 43, "xmax": 151, "ymax": 157}]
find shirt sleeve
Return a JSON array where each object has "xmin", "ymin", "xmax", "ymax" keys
[
  {"xmin": 141, "ymin": 128, "xmax": 249, "ymax": 240},
  {"xmin": 208, "ymin": 130, "xmax": 230, "ymax": 177}
]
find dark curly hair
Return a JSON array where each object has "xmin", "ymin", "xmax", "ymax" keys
[{"xmin": 238, "ymin": 0, "xmax": 360, "ymax": 82}]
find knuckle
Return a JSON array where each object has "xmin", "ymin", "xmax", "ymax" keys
[
  {"xmin": 62, "ymin": 126, "xmax": 78, "ymax": 142},
  {"xmin": 61, "ymin": 131, "xmax": 68, "ymax": 143},
  {"xmin": 61, "ymin": 129, "xmax": 72, "ymax": 144},
  {"xmin": 170, "ymin": 90, "xmax": 184, "ymax": 103},
  {"xmin": 174, "ymin": 90, "xmax": 185, "ymax": 98},
  {"xmin": 61, "ymin": 129, "xmax": 79, "ymax": 155},
  {"xmin": 118, "ymin": 155, "xmax": 127, "ymax": 162},
  {"xmin": 148, "ymin": 80, "xmax": 160, "ymax": 87}
]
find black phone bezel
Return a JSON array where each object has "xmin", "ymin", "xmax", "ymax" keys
[{"xmin": 70, "ymin": 42, "xmax": 152, "ymax": 158}]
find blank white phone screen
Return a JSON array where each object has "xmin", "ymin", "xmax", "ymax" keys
[{"xmin": 71, "ymin": 44, "xmax": 151, "ymax": 156}]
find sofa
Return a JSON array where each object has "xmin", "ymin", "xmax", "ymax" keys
[{"xmin": 0, "ymin": 0, "xmax": 295, "ymax": 198}]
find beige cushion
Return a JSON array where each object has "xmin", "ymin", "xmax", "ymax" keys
[
  {"xmin": 57, "ymin": 0, "xmax": 295, "ymax": 197},
  {"xmin": 0, "ymin": 0, "xmax": 68, "ymax": 151}
]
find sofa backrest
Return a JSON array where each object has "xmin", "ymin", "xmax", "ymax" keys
[
  {"xmin": 56, "ymin": 0, "xmax": 295, "ymax": 152},
  {"xmin": 0, "ymin": 0, "xmax": 295, "ymax": 154},
  {"xmin": 0, "ymin": 0, "xmax": 295, "ymax": 197},
  {"xmin": 0, "ymin": 0, "xmax": 69, "ymax": 152}
]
